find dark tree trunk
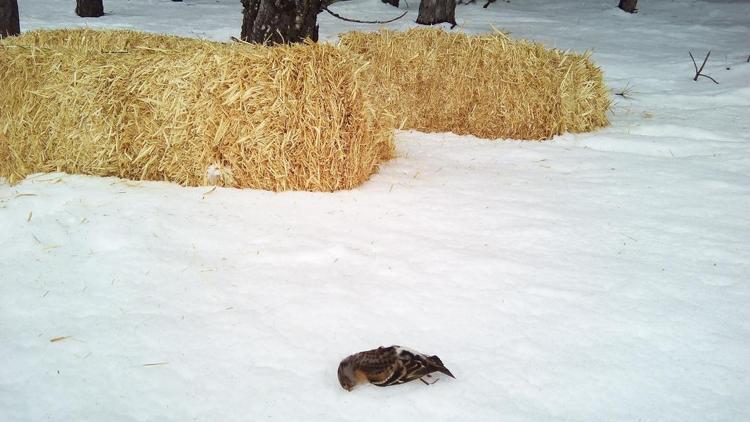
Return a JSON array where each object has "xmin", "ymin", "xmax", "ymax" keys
[
  {"xmin": 618, "ymin": 0, "xmax": 637, "ymax": 13},
  {"xmin": 0, "ymin": 0, "xmax": 20, "ymax": 38},
  {"xmin": 76, "ymin": 0, "xmax": 104, "ymax": 18},
  {"xmin": 241, "ymin": 0, "xmax": 320, "ymax": 45},
  {"xmin": 416, "ymin": 0, "xmax": 456, "ymax": 28},
  {"xmin": 381, "ymin": 0, "xmax": 399, "ymax": 8}
]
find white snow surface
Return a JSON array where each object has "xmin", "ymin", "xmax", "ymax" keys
[{"xmin": 2, "ymin": 0, "xmax": 749, "ymax": 421}]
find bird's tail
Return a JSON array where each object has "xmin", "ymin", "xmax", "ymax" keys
[{"xmin": 428, "ymin": 355, "xmax": 456, "ymax": 379}]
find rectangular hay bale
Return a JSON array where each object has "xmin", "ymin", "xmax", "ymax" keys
[
  {"xmin": 338, "ymin": 28, "xmax": 611, "ymax": 141},
  {"xmin": 0, "ymin": 29, "xmax": 394, "ymax": 191}
]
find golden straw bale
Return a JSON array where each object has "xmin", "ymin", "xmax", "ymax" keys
[
  {"xmin": 1, "ymin": 28, "xmax": 203, "ymax": 52},
  {"xmin": 0, "ymin": 29, "xmax": 394, "ymax": 191},
  {"xmin": 339, "ymin": 28, "xmax": 610, "ymax": 140}
]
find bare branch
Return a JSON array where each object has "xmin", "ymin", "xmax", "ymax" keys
[
  {"xmin": 697, "ymin": 50, "xmax": 710, "ymax": 76},
  {"xmin": 689, "ymin": 51, "xmax": 699, "ymax": 75},
  {"xmin": 323, "ymin": 6, "xmax": 407, "ymax": 24},
  {"xmin": 689, "ymin": 50, "xmax": 719, "ymax": 84},
  {"xmin": 699, "ymin": 73, "xmax": 719, "ymax": 84},
  {"xmin": 614, "ymin": 81, "xmax": 634, "ymax": 99}
]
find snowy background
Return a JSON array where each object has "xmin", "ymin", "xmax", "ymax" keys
[{"xmin": 2, "ymin": 0, "xmax": 749, "ymax": 421}]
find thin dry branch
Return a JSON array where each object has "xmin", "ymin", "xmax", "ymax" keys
[
  {"xmin": 323, "ymin": 6, "xmax": 407, "ymax": 24},
  {"xmin": 614, "ymin": 81, "xmax": 634, "ymax": 99},
  {"xmin": 689, "ymin": 50, "xmax": 719, "ymax": 84}
]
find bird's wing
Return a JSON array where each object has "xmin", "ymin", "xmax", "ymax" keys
[
  {"xmin": 354, "ymin": 346, "xmax": 400, "ymax": 384},
  {"xmin": 397, "ymin": 350, "xmax": 435, "ymax": 383}
]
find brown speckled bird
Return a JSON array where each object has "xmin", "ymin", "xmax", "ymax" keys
[{"xmin": 337, "ymin": 346, "xmax": 455, "ymax": 391}]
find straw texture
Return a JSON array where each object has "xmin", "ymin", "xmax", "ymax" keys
[
  {"xmin": 0, "ymin": 29, "xmax": 394, "ymax": 191},
  {"xmin": 339, "ymin": 28, "xmax": 611, "ymax": 140}
]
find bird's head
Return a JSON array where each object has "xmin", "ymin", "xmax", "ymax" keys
[{"xmin": 337, "ymin": 358, "xmax": 357, "ymax": 391}]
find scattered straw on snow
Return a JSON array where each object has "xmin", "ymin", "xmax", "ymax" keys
[
  {"xmin": 339, "ymin": 28, "xmax": 611, "ymax": 140},
  {"xmin": 0, "ymin": 29, "xmax": 394, "ymax": 191}
]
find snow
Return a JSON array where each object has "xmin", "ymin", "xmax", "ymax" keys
[{"xmin": 2, "ymin": 0, "xmax": 749, "ymax": 421}]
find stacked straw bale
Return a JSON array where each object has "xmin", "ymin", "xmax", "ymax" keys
[
  {"xmin": 0, "ymin": 29, "xmax": 394, "ymax": 191},
  {"xmin": 339, "ymin": 28, "xmax": 611, "ymax": 140}
]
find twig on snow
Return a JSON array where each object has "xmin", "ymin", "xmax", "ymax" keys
[
  {"xmin": 143, "ymin": 362, "xmax": 169, "ymax": 367},
  {"xmin": 614, "ymin": 81, "xmax": 634, "ymax": 99},
  {"xmin": 689, "ymin": 50, "xmax": 719, "ymax": 84}
]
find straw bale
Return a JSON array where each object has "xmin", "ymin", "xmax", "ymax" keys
[
  {"xmin": 1, "ymin": 28, "xmax": 204, "ymax": 51},
  {"xmin": 339, "ymin": 28, "xmax": 611, "ymax": 140},
  {"xmin": 0, "ymin": 29, "xmax": 394, "ymax": 191}
]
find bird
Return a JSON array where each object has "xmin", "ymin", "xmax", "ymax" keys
[{"xmin": 337, "ymin": 345, "xmax": 455, "ymax": 391}]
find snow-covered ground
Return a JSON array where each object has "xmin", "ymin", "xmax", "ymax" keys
[{"xmin": 2, "ymin": 0, "xmax": 749, "ymax": 421}]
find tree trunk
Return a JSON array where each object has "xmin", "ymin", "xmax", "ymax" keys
[
  {"xmin": 618, "ymin": 0, "xmax": 637, "ymax": 13},
  {"xmin": 416, "ymin": 0, "xmax": 456, "ymax": 28},
  {"xmin": 76, "ymin": 0, "xmax": 104, "ymax": 18},
  {"xmin": 381, "ymin": 0, "xmax": 399, "ymax": 8},
  {"xmin": 0, "ymin": 0, "xmax": 20, "ymax": 38},
  {"xmin": 241, "ymin": 0, "xmax": 320, "ymax": 45}
]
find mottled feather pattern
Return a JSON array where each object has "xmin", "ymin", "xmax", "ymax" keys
[{"xmin": 338, "ymin": 346, "xmax": 455, "ymax": 391}]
